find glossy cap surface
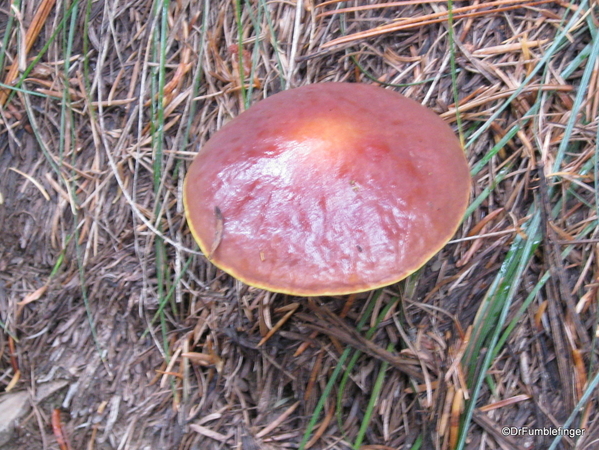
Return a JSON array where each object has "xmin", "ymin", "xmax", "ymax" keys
[{"xmin": 184, "ymin": 83, "xmax": 470, "ymax": 296}]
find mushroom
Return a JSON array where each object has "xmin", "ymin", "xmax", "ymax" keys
[{"xmin": 184, "ymin": 83, "xmax": 470, "ymax": 296}]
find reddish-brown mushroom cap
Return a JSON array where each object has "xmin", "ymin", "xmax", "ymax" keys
[{"xmin": 184, "ymin": 83, "xmax": 470, "ymax": 296}]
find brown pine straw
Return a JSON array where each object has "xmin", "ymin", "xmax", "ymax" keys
[
  {"xmin": 304, "ymin": 350, "xmax": 324, "ymax": 402},
  {"xmin": 438, "ymin": 385, "xmax": 455, "ymax": 438},
  {"xmin": 51, "ymin": 409, "xmax": 73, "ymax": 450},
  {"xmin": 258, "ymin": 302, "xmax": 299, "ymax": 346},
  {"xmin": 6, "ymin": 336, "xmax": 20, "ymax": 392},
  {"xmin": 315, "ymin": 0, "xmax": 448, "ymax": 9},
  {"xmin": 478, "ymin": 394, "xmax": 532, "ymax": 412},
  {"xmin": 255, "ymin": 401, "xmax": 301, "ymax": 438},
  {"xmin": 0, "ymin": 0, "xmax": 57, "ymax": 105},
  {"xmin": 449, "ymin": 388, "xmax": 464, "ymax": 450},
  {"xmin": 441, "ymin": 84, "xmax": 574, "ymax": 122},
  {"xmin": 304, "ymin": 400, "xmax": 335, "ymax": 449},
  {"xmin": 319, "ymin": 0, "xmax": 559, "ymax": 49}
]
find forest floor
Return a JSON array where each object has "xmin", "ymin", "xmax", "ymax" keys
[{"xmin": 1, "ymin": 1, "xmax": 598, "ymax": 449}]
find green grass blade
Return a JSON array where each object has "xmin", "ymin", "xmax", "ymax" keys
[
  {"xmin": 299, "ymin": 291, "xmax": 381, "ymax": 450},
  {"xmin": 0, "ymin": 1, "xmax": 20, "ymax": 74},
  {"xmin": 464, "ymin": 0, "xmax": 589, "ymax": 150},
  {"xmin": 336, "ymin": 296, "xmax": 400, "ymax": 433},
  {"xmin": 447, "ymin": 0, "xmax": 464, "ymax": 147},
  {"xmin": 234, "ymin": 0, "xmax": 248, "ymax": 107},
  {"xmin": 457, "ymin": 211, "xmax": 542, "ymax": 450},
  {"xmin": 258, "ymin": 0, "xmax": 286, "ymax": 88},
  {"xmin": 551, "ymin": 21, "xmax": 599, "ymax": 175},
  {"xmin": 462, "ymin": 165, "xmax": 510, "ymax": 220},
  {"xmin": 547, "ymin": 369, "xmax": 599, "ymax": 450},
  {"xmin": 353, "ymin": 342, "xmax": 393, "ymax": 449}
]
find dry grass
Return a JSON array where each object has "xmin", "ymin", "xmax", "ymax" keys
[{"xmin": 1, "ymin": 0, "xmax": 598, "ymax": 449}]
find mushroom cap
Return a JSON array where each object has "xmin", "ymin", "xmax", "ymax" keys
[{"xmin": 184, "ymin": 83, "xmax": 470, "ymax": 296}]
